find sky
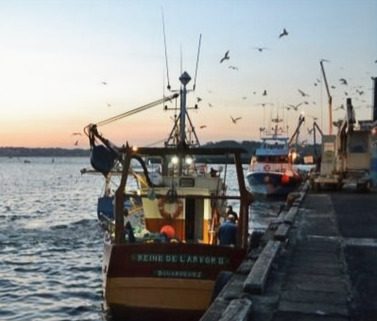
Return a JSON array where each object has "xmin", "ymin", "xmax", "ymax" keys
[{"xmin": 0, "ymin": 0, "xmax": 376, "ymax": 148}]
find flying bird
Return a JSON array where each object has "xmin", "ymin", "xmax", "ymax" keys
[
  {"xmin": 196, "ymin": 97, "xmax": 202, "ymax": 103},
  {"xmin": 256, "ymin": 102, "xmax": 274, "ymax": 107},
  {"xmin": 279, "ymin": 28, "xmax": 288, "ymax": 38},
  {"xmin": 298, "ymin": 89, "xmax": 309, "ymax": 97},
  {"xmin": 199, "ymin": 125, "xmax": 207, "ymax": 129},
  {"xmin": 230, "ymin": 116, "xmax": 242, "ymax": 124},
  {"xmin": 101, "ymin": 81, "xmax": 108, "ymax": 85},
  {"xmin": 262, "ymin": 89, "xmax": 267, "ymax": 96},
  {"xmin": 254, "ymin": 47, "xmax": 269, "ymax": 52},
  {"xmin": 74, "ymin": 140, "xmax": 79, "ymax": 146},
  {"xmin": 71, "ymin": 132, "xmax": 82, "ymax": 136},
  {"xmin": 339, "ymin": 78, "xmax": 348, "ymax": 85},
  {"xmin": 208, "ymin": 103, "xmax": 213, "ymax": 107},
  {"xmin": 287, "ymin": 102, "xmax": 303, "ymax": 111},
  {"xmin": 220, "ymin": 50, "xmax": 230, "ymax": 63},
  {"xmin": 228, "ymin": 65, "xmax": 239, "ymax": 70}
]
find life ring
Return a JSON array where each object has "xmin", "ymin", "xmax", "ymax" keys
[
  {"xmin": 158, "ymin": 197, "xmax": 184, "ymax": 219},
  {"xmin": 263, "ymin": 164, "xmax": 271, "ymax": 171}
]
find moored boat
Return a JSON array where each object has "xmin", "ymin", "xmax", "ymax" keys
[
  {"xmin": 246, "ymin": 116, "xmax": 301, "ymax": 197},
  {"xmin": 85, "ymin": 72, "xmax": 253, "ymax": 320}
]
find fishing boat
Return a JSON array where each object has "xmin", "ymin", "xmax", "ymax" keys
[
  {"xmin": 246, "ymin": 116, "xmax": 301, "ymax": 197},
  {"xmin": 85, "ymin": 72, "xmax": 253, "ymax": 321}
]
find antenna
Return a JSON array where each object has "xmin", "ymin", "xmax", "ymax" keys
[
  {"xmin": 161, "ymin": 8, "xmax": 171, "ymax": 90},
  {"xmin": 180, "ymin": 44, "xmax": 183, "ymax": 75},
  {"xmin": 193, "ymin": 34, "xmax": 202, "ymax": 91}
]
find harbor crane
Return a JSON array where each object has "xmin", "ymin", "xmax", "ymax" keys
[{"xmin": 320, "ymin": 59, "xmax": 333, "ymax": 135}]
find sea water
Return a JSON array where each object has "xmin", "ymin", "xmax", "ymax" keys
[{"xmin": 0, "ymin": 157, "xmax": 284, "ymax": 321}]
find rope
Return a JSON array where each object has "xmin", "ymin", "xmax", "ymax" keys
[{"xmin": 95, "ymin": 93, "xmax": 179, "ymax": 128}]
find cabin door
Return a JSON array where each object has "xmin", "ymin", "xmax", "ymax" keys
[{"xmin": 185, "ymin": 198, "xmax": 204, "ymax": 242}]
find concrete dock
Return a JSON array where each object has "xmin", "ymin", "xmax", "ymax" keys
[{"xmin": 200, "ymin": 184, "xmax": 377, "ymax": 321}]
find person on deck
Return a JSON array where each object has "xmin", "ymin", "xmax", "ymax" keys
[
  {"xmin": 226, "ymin": 205, "xmax": 238, "ymax": 223},
  {"xmin": 218, "ymin": 214, "xmax": 237, "ymax": 246}
]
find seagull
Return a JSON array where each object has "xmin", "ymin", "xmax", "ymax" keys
[
  {"xmin": 71, "ymin": 132, "xmax": 82, "ymax": 136},
  {"xmin": 256, "ymin": 102, "xmax": 274, "ymax": 107},
  {"xmin": 199, "ymin": 125, "xmax": 207, "ymax": 129},
  {"xmin": 339, "ymin": 78, "xmax": 348, "ymax": 85},
  {"xmin": 287, "ymin": 102, "xmax": 303, "ymax": 111},
  {"xmin": 220, "ymin": 50, "xmax": 230, "ymax": 63},
  {"xmin": 262, "ymin": 89, "xmax": 267, "ymax": 96},
  {"xmin": 196, "ymin": 97, "xmax": 202, "ymax": 103},
  {"xmin": 230, "ymin": 116, "xmax": 242, "ymax": 124},
  {"xmin": 101, "ymin": 81, "xmax": 108, "ymax": 85},
  {"xmin": 254, "ymin": 47, "xmax": 269, "ymax": 52},
  {"xmin": 279, "ymin": 28, "xmax": 288, "ymax": 38},
  {"xmin": 298, "ymin": 89, "xmax": 309, "ymax": 97},
  {"xmin": 228, "ymin": 65, "xmax": 239, "ymax": 70},
  {"xmin": 356, "ymin": 89, "xmax": 364, "ymax": 95}
]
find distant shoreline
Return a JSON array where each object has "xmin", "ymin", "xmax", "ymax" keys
[
  {"xmin": 0, "ymin": 141, "xmax": 320, "ymax": 164},
  {"xmin": 0, "ymin": 147, "xmax": 90, "ymax": 158}
]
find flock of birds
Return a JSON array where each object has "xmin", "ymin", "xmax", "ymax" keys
[
  {"xmin": 201, "ymin": 26, "xmax": 375, "ymax": 141},
  {"xmin": 217, "ymin": 28, "xmax": 293, "ymax": 128},
  {"xmin": 70, "ymin": 26, "xmax": 376, "ymax": 146}
]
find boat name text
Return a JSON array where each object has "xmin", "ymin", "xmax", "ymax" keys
[
  {"xmin": 154, "ymin": 270, "xmax": 203, "ymax": 279},
  {"xmin": 132, "ymin": 253, "xmax": 229, "ymax": 265}
]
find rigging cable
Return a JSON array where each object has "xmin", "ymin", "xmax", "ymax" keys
[
  {"xmin": 161, "ymin": 8, "xmax": 171, "ymax": 90},
  {"xmin": 192, "ymin": 34, "xmax": 202, "ymax": 91},
  {"xmin": 85, "ymin": 93, "xmax": 179, "ymax": 131}
]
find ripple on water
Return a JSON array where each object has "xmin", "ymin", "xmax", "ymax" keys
[{"xmin": 0, "ymin": 159, "xmax": 286, "ymax": 321}]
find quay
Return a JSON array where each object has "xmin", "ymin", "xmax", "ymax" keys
[{"xmin": 200, "ymin": 183, "xmax": 377, "ymax": 321}]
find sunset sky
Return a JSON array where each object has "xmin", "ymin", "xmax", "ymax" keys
[{"xmin": 0, "ymin": 0, "xmax": 376, "ymax": 148}]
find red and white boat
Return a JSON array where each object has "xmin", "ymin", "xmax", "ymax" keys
[{"xmin": 85, "ymin": 72, "xmax": 253, "ymax": 321}]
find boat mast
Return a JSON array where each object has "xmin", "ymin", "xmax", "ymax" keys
[
  {"xmin": 178, "ymin": 71, "xmax": 191, "ymax": 147},
  {"xmin": 165, "ymin": 71, "xmax": 200, "ymax": 148}
]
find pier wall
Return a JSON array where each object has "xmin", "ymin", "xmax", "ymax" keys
[{"xmin": 200, "ymin": 182, "xmax": 377, "ymax": 321}]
